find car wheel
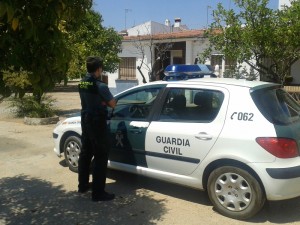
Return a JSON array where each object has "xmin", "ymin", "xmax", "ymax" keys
[
  {"xmin": 63, "ymin": 135, "xmax": 81, "ymax": 173},
  {"xmin": 207, "ymin": 166, "xmax": 265, "ymax": 220}
]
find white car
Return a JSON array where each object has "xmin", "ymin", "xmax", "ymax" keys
[{"xmin": 53, "ymin": 78, "xmax": 300, "ymax": 220}]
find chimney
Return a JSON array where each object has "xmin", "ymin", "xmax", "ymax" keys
[
  {"xmin": 165, "ymin": 19, "xmax": 171, "ymax": 27},
  {"xmin": 174, "ymin": 18, "xmax": 181, "ymax": 27}
]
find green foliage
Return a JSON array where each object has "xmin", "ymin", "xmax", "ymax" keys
[
  {"xmin": 223, "ymin": 65, "xmax": 259, "ymax": 80},
  {"xmin": 202, "ymin": 0, "xmax": 300, "ymax": 84},
  {"xmin": 8, "ymin": 95, "xmax": 57, "ymax": 118},
  {"xmin": 0, "ymin": 0, "xmax": 91, "ymax": 98},
  {"xmin": 65, "ymin": 10, "xmax": 122, "ymax": 80},
  {"xmin": 0, "ymin": 72, "xmax": 11, "ymax": 101},
  {"xmin": 2, "ymin": 67, "xmax": 31, "ymax": 98},
  {"xmin": 0, "ymin": 1, "xmax": 120, "ymax": 112}
]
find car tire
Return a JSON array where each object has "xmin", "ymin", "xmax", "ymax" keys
[
  {"xmin": 207, "ymin": 166, "xmax": 265, "ymax": 220},
  {"xmin": 63, "ymin": 135, "xmax": 81, "ymax": 173}
]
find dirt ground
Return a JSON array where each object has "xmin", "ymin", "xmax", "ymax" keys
[{"xmin": 1, "ymin": 89, "xmax": 300, "ymax": 225}]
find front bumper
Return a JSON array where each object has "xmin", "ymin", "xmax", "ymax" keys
[
  {"xmin": 53, "ymin": 131, "xmax": 61, "ymax": 157},
  {"xmin": 53, "ymin": 132, "xmax": 59, "ymax": 139}
]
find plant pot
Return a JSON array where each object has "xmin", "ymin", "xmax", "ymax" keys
[{"xmin": 24, "ymin": 115, "xmax": 59, "ymax": 125}]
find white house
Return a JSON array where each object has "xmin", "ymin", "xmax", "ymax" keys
[
  {"xmin": 106, "ymin": 13, "xmax": 299, "ymax": 94},
  {"xmin": 126, "ymin": 18, "xmax": 189, "ymax": 36},
  {"xmin": 106, "ymin": 19, "xmax": 227, "ymax": 94}
]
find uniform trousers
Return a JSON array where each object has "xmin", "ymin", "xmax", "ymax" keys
[{"xmin": 78, "ymin": 113, "xmax": 110, "ymax": 198}]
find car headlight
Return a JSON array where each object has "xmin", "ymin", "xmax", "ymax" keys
[
  {"xmin": 55, "ymin": 120, "xmax": 63, "ymax": 127},
  {"xmin": 60, "ymin": 120, "xmax": 81, "ymax": 126}
]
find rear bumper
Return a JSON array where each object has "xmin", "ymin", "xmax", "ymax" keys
[
  {"xmin": 266, "ymin": 166, "xmax": 300, "ymax": 179},
  {"xmin": 251, "ymin": 161, "xmax": 300, "ymax": 201}
]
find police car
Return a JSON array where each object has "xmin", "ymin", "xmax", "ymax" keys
[{"xmin": 53, "ymin": 76, "xmax": 300, "ymax": 220}]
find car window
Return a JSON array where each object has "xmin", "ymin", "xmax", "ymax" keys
[
  {"xmin": 113, "ymin": 87, "xmax": 161, "ymax": 120},
  {"xmin": 251, "ymin": 87, "xmax": 300, "ymax": 125},
  {"xmin": 158, "ymin": 88, "xmax": 224, "ymax": 122}
]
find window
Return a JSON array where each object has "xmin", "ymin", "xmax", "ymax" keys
[
  {"xmin": 159, "ymin": 88, "xmax": 224, "ymax": 122},
  {"xmin": 119, "ymin": 57, "xmax": 136, "ymax": 80},
  {"xmin": 224, "ymin": 57, "xmax": 237, "ymax": 71},
  {"xmin": 113, "ymin": 87, "xmax": 161, "ymax": 120},
  {"xmin": 211, "ymin": 55, "xmax": 223, "ymax": 71},
  {"xmin": 252, "ymin": 87, "xmax": 300, "ymax": 125}
]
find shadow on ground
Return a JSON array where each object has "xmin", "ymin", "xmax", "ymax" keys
[
  {"xmin": 2, "ymin": 171, "xmax": 300, "ymax": 224},
  {"xmin": 0, "ymin": 175, "xmax": 166, "ymax": 225},
  {"xmin": 54, "ymin": 162, "xmax": 300, "ymax": 224},
  {"xmin": 107, "ymin": 169, "xmax": 211, "ymax": 206},
  {"xmin": 248, "ymin": 196, "xmax": 300, "ymax": 223},
  {"xmin": 107, "ymin": 169, "xmax": 300, "ymax": 223}
]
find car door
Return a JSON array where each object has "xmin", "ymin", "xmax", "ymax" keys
[
  {"xmin": 108, "ymin": 85, "xmax": 164, "ymax": 167},
  {"xmin": 145, "ymin": 85, "xmax": 229, "ymax": 175}
]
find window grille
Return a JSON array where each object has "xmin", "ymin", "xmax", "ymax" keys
[{"xmin": 119, "ymin": 57, "xmax": 136, "ymax": 80}]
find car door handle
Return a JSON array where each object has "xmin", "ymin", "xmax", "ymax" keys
[
  {"xmin": 129, "ymin": 127, "xmax": 142, "ymax": 134},
  {"xmin": 128, "ymin": 121, "xmax": 149, "ymax": 134},
  {"xmin": 195, "ymin": 132, "xmax": 213, "ymax": 140}
]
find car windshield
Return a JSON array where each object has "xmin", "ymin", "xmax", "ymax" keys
[{"xmin": 251, "ymin": 87, "xmax": 300, "ymax": 125}]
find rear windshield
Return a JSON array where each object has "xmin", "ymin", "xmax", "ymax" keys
[{"xmin": 251, "ymin": 87, "xmax": 300, "ymax": 125}]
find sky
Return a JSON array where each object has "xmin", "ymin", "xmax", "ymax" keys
[{"xmin": 92, "ymin": 0, "xmax": 279, "ymax": 32}]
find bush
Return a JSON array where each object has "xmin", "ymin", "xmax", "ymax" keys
[
  {"xmin": 223, "ymin": 65, "xmax": 258, "ymax": 81},
  {"xmin": 2, "ymin": 67, "xmax": 32, "ymax": 98},
  {"xmin": 9, "ymin": 95, "xmax": 57, "ymax": 118}
]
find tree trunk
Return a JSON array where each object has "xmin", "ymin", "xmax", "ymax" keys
[
  {"xmin": 137, "ymin": 66, "xmax": 147, "ymax": 83},
  {"xmin": 33, "ymin": 92, "xmax": 42, "ymax": 104}
]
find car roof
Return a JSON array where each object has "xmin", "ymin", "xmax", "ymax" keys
[
  {"xmin": 185, "ymin": 78, "xmax": 278, "ymax": 88},
  {"xmin": 115, "ymin": 78, "xmax": 280, "ymax": 96},
  {"xmin": 154, "ymin": 78, "xmax": 279, "ymax": 88}
]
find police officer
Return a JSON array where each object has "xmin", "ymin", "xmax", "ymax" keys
[{"xmin": 78, "ymin": 56, "xmax": 116, "ymax": 201}]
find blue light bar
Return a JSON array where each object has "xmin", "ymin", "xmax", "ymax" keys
[
  {"xmin": 163, "ymin": 64, "xmax": 217, "ymax": 81},
  {"xmin": 164, "ymin": 64, "xmax": 201, "ymax": 75}
]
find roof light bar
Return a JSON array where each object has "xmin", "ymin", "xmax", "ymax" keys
[{"xmin": 164, "ymin": 64, "xmax": 216, "ymax": 81}]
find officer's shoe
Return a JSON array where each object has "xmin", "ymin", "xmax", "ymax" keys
[
  {"xmin": 92, "ymin": 192, "xmax": 115, "ymax": 202},
  {"xmin": 78, "ymin": 187, "xmax": 89, "ymax": 193},
  {"xmin": 78, "ymin": 184, "xmax": 91, "ymax": 193}
]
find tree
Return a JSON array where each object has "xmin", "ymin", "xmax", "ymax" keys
[
  {"xmin": 201, "ymin": 0, "xmax": 300, "ymax": 84},
  {"xmin": 0, "ymin": 0, "xmax": 91, "ymax": 101},
  {"xmin": 65, "ymin": 10, "xmax": 122, "ymax": 81},
  {"xmin": 131, "ymin": 27, "xmax": 173, "ymax": 82}
]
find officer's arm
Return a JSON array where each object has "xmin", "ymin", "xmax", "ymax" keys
[{"xmin": 107, "ymin": 98, "xmax": 116, "ymax": 109}]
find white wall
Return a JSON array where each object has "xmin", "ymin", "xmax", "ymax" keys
[
  {"xmin": 185, "ymin": 40, "xmax": 193, "ymax": 64},
  {"xmin": 127, "ymin": 20, "xmax": 188, "ymax": 36},
  {"xmin": 291, "ymin": 60, "xmax": 300, "ymax": 84},
  {"xmin": 279, "ymin": 0, "xmax": 291, "ymax": 9},
  {"xmin": 127, "ymin": 21, "xmax": 172, "ymax": 36},
  {"xmin": 191, "ymin": 39, "xmax": 210, "ymax": 64},
  {"xmin": 107, "ymin": 71, "xmax": 118, "ymax": 88}
]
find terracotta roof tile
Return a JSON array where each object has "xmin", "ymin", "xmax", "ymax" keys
[{"xmin": 123, "ymin": 29, "xmax": 206, "ymax": 41}]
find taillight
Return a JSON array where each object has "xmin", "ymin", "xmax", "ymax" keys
[{"xmin": 256, "ymin": 137, "xmax": 299, "ymax": 158}]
